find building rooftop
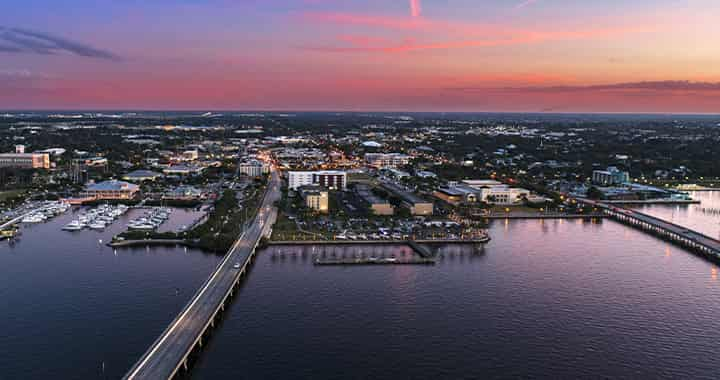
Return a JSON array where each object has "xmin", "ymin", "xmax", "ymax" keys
[
  {"xmin": 123, "ymin": 170, "xmax": 162, "ymax": 179},
  {"xmin": 86, "ymin": 180, "xmax": 139, "ymax": 192}
]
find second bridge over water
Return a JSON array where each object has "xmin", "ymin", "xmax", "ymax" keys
[{"xmin": 580, "ymin": 199, "xmax": 720, "ymax": 260}]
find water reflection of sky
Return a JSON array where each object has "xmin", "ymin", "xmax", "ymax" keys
[{"xmin": 632, "ymin": 191, "xmax": 720, "ymax": 239}]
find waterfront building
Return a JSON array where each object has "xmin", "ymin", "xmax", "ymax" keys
[
  {"xmin": 380, "ymin": 181, "xmax": 433, "ymax": 216},
  {"xmin": 288, "ymin": 170, "xmax": 347, "ymax": 191},
  {"xmin": 593, "ymin": 167, "xmax": 630, "ymax": 186},
  {"xmin": 83, "ymin": 180, "xmax": 139, "ymax": 200},
  {"xmin": 365, "ymin": 153, "xmax": 411, "ymax": 168},
  {"xmin": 438, "ymin": 180, "xmax": 531, "ymax": 205},
  {"xmin": 0, "ymin": 152, "xmax": 50, "ymax": 169},
  {"xmin": 164, "ymin": 185, "xmax": 203, "ymax": 201}
]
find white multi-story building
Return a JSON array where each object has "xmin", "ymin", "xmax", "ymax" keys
[
  {"xmin": 446, "ymin": 179, "xmax": 531, "ymax": 205},
  {"xmin": 0, "ymin": 152, "xmax": 50, "ymax": 169},
  {"xmin": 365, "ymin": 153, "xmax": 410, "ymax": 168},
  {"xmin": 238, "ymin": 160, "xmax": 269, "ymax": 177},
  {"xmin": 288, "ymin": 170, "xmax": 347, "ymax": 190},
  {"xmin": 592, "ymin": 167, "xmax": 630, "ymax": 185}
]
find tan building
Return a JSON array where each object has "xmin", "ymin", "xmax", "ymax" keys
[
  {"xmin": 0, "ymin": 153, "xmax": 50, "ymax": 169},
  {"xmin": 83, "ymin": 180, "xmax": 140, "ymax": 200},
  {"xmin": 300, "ymin": 186, "xmax": 329, "ymax": 213}
]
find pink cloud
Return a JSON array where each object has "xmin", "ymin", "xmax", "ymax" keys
[
  {"xmin": 410, "ymin": 0, "xmax": 422, "ymax": 17},
  {"xmin": 515, "ymin": 0, "xmax": 537, "ymax": 9},
  {"xmin": 301, "ymin": 23, "xmax": 653, "ymax": 54}
]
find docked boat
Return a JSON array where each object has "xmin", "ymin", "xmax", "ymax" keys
[
  {"xmin": 63, "ymin": 221, "xmax": 84, "ymax": 231},
  {"xmin": 22, "ymin": 214, "xmax": 46, "ymax": 223},
  {"xmin": 88, "ymin": 221, "xmax": 107, "ymax": 230},
  {"xmin": 129, "ymin": 223, "xmax": 156, "ymax": 231}
]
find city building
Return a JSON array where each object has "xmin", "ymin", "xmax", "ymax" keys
[
  {"xmin": 381, "ymin": 181, "xmax": 433, "ymax": 216},
  {"xmin": 163, "ymin": 185, "xmax": 203, "ymax": 201},
  {"xmin": 0, "ymin": 152, "xmax": 50, "ymax": 169},
  {"xmin": 238, "ymin": 160, "xmax": 269, "ymax": 177},
  {"xmin": 83, "ymin": 180, "xmax": 139, "ymax": 200},
  {"xmin": 365, "ymin": 153, "xmax": 411, "ymax": 168},
  {"xmin": 163, "ymin": 164, "xmax": 204, "ymax": 176},
  {"xmin": 122, "ymin": 170, "xmax": 163, "ymax": 182},
  {"xmin": 299, "ymin": 186, "xmax": 329, "ymax": 213},
  {"xmin": 593, "ymin": 167, "xmax": 630, "ymax": 185},
  {"xmin": 438, "ymin": 180, "xmax": 531, "ymax": 205},
  {"xmin": 182, "ymin": 150, "xmax": 199, "ymax": 161},
  {"xmin": 84, "ymin": 157, "xmax": 108, "ymax": 167},
  {"xmin": 356, "ymin": 185, "xmax": 394, "ymax": 216},
  {"xmin": 288, "ymin": 170, "xmax": 347, "ymax": 191}
]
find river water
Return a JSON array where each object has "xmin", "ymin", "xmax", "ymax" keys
[
  {"xmin": 0, "ymin": 207, "xmax": 220, "ymax": 380},
  {"xmin": 3, "ymin": 202, "xmax": 720, "ymax": 379},
  {"xmin": 631, "ymin": 191, "xmax": 720, "ymax": 239},
  {"xmin": 191, "ymin": 216, "xmax": 720, "ymax": 379}
]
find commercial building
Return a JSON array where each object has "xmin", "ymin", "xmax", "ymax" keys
[
  {"xmin": 163, "ymin": 185, "xmax": 203, "ymax": 201},
  {"xmin": 356, "ymin": 185, "xmax": 394, "ymax": 216},
  {"xmin": 238, "ymin": 160, "xmax": 269, "ymax": 177},
  {"xmin": 84, "ymin": 157, "xmax": 108, "ymax": 167},
  {"xmin": 381, "ymin": 181, "xmax": 433, "ymax": 216},
  {"xmin": 182, "ymin": 150, "xmax": 199, "ymax": 161},
  {"xmin": 122, "ymin": 170, "xmax": 163, "ymax": 182},
  {"xmin": 365, "ymin": 153, "xmax": 411, "ymax": 168},
  {"xmin": 288, "ymin": 170, "xmax": 347, "ymax": 191},
  {"xmin": 437, "ymin": 180, "xmax": 531, "ymax": 205},
  {"xmin": 83, "ymin": 180, "xmax": 139, "ymax": 200},
  {"xmin": 593, "ymin": 167, "xmax": 630, "ymax": 186},
  {"xmin": 299, "ymin": 186, "xmax": 329, "ymax": 213},
  {"xmin": 0, "ymin": 152, "xmax": 50, "ymax": 169},
  {"xmin": 163, "ymin": 165, "xmax": 204, "ymax": 176}
]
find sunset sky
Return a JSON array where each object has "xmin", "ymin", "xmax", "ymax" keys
[{"xmin": 2, "ymin": 0, "xmax": 720, "ymax": 113}]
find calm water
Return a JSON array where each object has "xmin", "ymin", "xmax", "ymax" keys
[
  {"xmin": 632, "ymin": 191, "xmax": 720, "ymax": 239},
  {"xmin": 192, "ymin": 218, "xmax": 720, "ymax": 379},
  {"xmin": 4, "ymin": 208, "xmax": 720, "ymax": 379},
  {"xmin": 0, "ymin": 207, "xmax": 221, "ymax": 380}
]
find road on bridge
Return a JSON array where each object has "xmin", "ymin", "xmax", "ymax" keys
[{"xmin": 124, "ymin": 168, "xmax": 281, "ymax": 380}]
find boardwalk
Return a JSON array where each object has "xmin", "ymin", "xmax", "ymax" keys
[
  {"xmin": 123, "ymin": 170, "xmax": 280, "ymax": 380},
  {"xmin": 580, "ymin": 199, "xmax": 720, "ymax": 258}
]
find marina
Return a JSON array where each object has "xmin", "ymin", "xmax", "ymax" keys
[
  {"xmin": 127, "ymin": 207, "xmax": 172, "ymax": 231},
  {"xmin": 62, "ymin": 204, "xmax": 129, "ymax": 231}
]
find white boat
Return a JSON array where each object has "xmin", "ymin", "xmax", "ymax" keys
[
  {"xmin": 63, "ymin": 221, "xmax": 84, "ymax": 231},
  {"xmin": 88, "ymin": 222, "xmax": 107, "ymax": 230},
  {"xmin": 129, "ymin": 223, "xmax": 155, "ymax": 231},
  {"xmin": 22, "ymin": 214, "xmax": 45, "ymax": 223}
]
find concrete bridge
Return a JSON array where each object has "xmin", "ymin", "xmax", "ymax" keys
[
  {"xmin": 580, "ymin": 199, "xmax": 720, "ymax": 259},
  {"xmin": 123, "ymin": 170, "xmax": 280, "ymax": 380}
]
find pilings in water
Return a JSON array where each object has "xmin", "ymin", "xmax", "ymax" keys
[{"xmin": 602, "ymin": 208, "xmax": 720, "ymax": 261}]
